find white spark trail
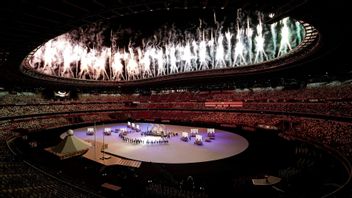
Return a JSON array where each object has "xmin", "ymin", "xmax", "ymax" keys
[{"xmin": 28, "ymin": 12, "xmax": 304, "ymax": 81}]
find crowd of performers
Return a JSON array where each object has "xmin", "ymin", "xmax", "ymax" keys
[
  {"xmin": 141, "ymin": 131, "xmax": 178, "ymax": 138},
  {"xmin": 118, "ymin": 131, "xmax": 169, "ymax": 145},
  {"xmin": 118, "ymin": 125, "xmax": 178, "ymax": 145}
]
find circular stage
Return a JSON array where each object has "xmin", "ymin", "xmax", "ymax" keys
[{"xmin": 71, "ymin": 123, "xmax": 249, "ymax": 164}]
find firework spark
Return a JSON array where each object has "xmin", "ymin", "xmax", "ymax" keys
[{"xmin": 28, "ymin": 11, "xmax": 304, "ymax": 81}]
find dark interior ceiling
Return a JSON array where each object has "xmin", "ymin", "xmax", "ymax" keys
[{"xmin": 0, "ymin": 0, "xmax": 350, "ymax": 89}]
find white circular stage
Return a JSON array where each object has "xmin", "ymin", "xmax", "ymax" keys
[{"xmin": 71, "ymin": 123, "xmax": 249, "ymax": 164}]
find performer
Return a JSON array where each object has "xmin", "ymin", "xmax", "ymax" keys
[{"xmin": 265, "ymin": 175, "xmax": 269, "ymax": 183}]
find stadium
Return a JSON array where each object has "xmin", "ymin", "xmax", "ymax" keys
[{"xmin": 0, "ymin": 0, "xmax": 351, "ymax": 197}]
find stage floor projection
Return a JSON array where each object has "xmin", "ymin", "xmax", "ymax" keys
[{"xmin": 70, "ymin": 122, "xmax": 249, "ymax": 164}]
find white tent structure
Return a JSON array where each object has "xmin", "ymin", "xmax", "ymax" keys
[{"xmin": 46, "ymin": 129, "xmax": 91, "ymax": 160}]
